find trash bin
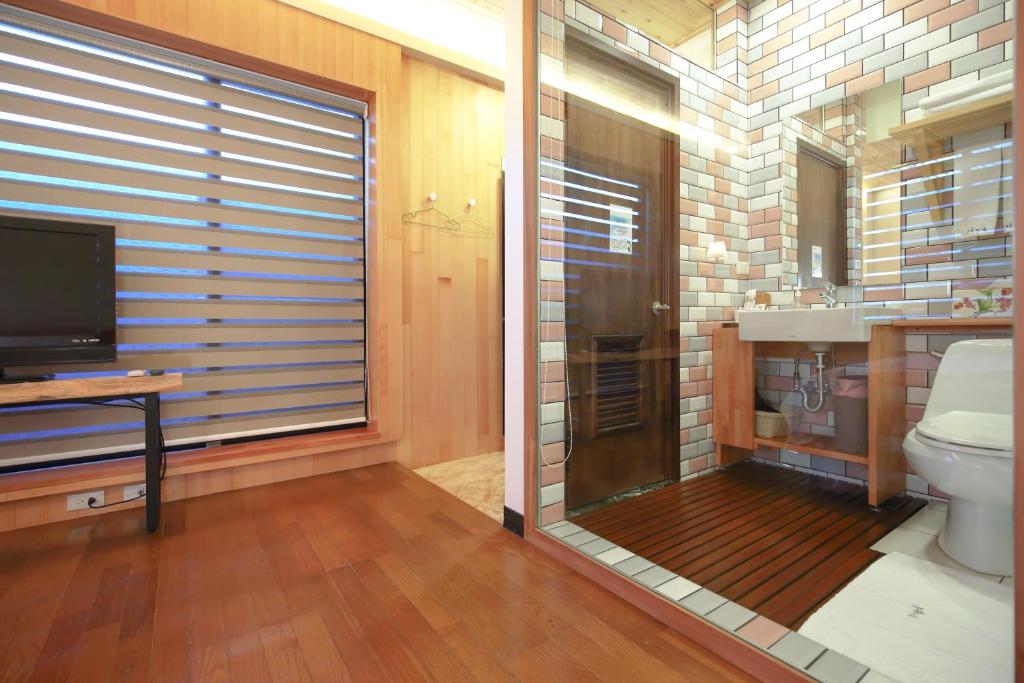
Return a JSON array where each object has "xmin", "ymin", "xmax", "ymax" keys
[{"xmin": 833, "ymin": 375, "xmax": 868, "ymax": 455}]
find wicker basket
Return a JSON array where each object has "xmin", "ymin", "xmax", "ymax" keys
[{"xmin": 755, "ymin": 409, "xmax": 790, "ymax": 438}]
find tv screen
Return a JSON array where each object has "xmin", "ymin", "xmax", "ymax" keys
[{"xmin": 0, "ymin": 217, "xmax": 116, "ymax": 369}]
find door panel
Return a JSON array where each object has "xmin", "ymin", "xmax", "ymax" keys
[{"xmin": 562, "ymin": 84, "xmax": 678, "ymax": 510}]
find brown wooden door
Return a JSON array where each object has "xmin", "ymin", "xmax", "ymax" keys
[
  {"xmin": 562, "ymin": 91, "xmax": 679, "ymax": 511},
  {"xmin": 797, "ymin": 144, "xmax": 847, "ymax": 287}
]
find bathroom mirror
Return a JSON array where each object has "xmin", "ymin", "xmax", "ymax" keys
[{"xmin": 786, "ymin": 73, "xmax": 1014, "ymax": 316}]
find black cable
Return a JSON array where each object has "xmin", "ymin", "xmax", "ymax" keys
[
  {"xmin": 77, "ymin": 398, "xmax": 169, "ymax": 511},
  {"xmin": 87, "ymin": 490, "xmax": 146, "ymax": 509}
]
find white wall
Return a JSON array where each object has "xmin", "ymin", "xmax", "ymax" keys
[
  {"xmin": 281, "ymin": 0, "xmax": 505, "ymax": 79},
  {"xmin": 503, "ymin": 0, "xmax": 526, "ymax": 517}
]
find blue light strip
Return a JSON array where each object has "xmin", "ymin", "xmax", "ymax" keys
[
  {"xmin": 540, "ymin": 160, "xmax": 640, "ymax": 189},
  {"xmin": 0, "ymin": 80, "xmax": 360, "ymax": 161},
  {"xmin": 0, "ymin": 110, "xmax": 205, "ymax": 153},
  {"xmin": 0, "ymin": 51, "xmax": 206, "ymax": 104},
  {"xmin": 544, "ymin": 177, "xmax": 640, "ymax": 202},
  {"xmin": 115, "ymin": 238, "xmax": 363, "ymax": 263},
  {"xmin": 2, "ymin": 377, "xmax": 364, "ymax": 414},
  {"xmin": 50, "ymin": 359, "xmax": 361, "ymax": 380},
  {"xmin": 219, "ymin": 104, "xmax": 360, "ymax": 140},
  {"xmin": 0, "ymin": 109, "xmax": 360, "ymax": 180},
  {"xmin": 117, "ymin": 291, "xmax": 363, "ymax": 304},
  {"xmin": 0, "ymin": 140, "xmax": 205, "ymax": 178},
  {"xmin": 220, "ymin": 81, "xmax": 361, "ymax": 119},
  {"xmin": 0, "ymin": 170, "xmax": 363, "ymax": 222},
  {"xmin": 0, "ymin": 199, "xmax": 362, "ymax": 243},
  {"xmin": 222, "ymin": 127, "xmax": 360, "ymax": 161},
  {"xmin": 0, "ymin": 140, "xmax": 361, "ymax": 202},
  {"xmin": 118, "ymin": 339, "xmax": 363, "ymax": 352},
  {"xmin": 0, "ymin": 400, "xmax": 364, "ymax": 443},
  {"xmin": 117, "ymin": 317, "xmax": 363, "ymax": 326},
  {"xmin": 0, "ymin": 22, "xmax": 205, "ymax": 80},
  {"xmin": 0, "ymin": 81, "xmax": 206, "ymax": 129},
  {"xmin": 116, "ymin": 265, "xmax": 363, "ymax": 284}
]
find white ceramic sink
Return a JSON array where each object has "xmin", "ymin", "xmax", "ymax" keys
[{"xmin": 736, "ymin": 307, "xmax": 899, "ymax": 348}]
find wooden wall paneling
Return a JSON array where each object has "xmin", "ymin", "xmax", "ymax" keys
[
  {"xmin": 867, "ymin": 324, "xmax": 906, "ymax": 507},
  {"xmin": 397, "ymin": 56, "xmax": 505, "ymax": 469}
]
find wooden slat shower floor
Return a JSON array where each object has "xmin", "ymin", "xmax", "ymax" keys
[{"xmin": 571, "ymin": 461, "xmax": 926, "ymax": 629}]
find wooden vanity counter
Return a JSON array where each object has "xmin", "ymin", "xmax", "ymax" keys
[
  {"xmin": 713, "ymin": 316, "xmax": 1012, "ymax": 507},
  {"xmin": 712, "ymin": 323, "xmax": 905, "ymax": 507}
]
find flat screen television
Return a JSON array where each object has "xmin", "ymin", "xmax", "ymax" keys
[{"xmin": 0, "ymin": 217, "xmax": 116, "ymax": 375}]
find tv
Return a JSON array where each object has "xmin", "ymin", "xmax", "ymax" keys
[{"xmin": 0, "ymin": 216, "xmax": 116, "ymax": 377}]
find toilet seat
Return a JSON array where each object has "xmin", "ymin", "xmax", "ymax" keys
[{"xmin": 915, "ymin": 410, "xmax": 1012, "ymax": 458}]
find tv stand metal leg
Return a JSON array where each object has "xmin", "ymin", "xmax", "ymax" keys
[{"xmin": 145, "ymin": 392, "xmax": 161, "ymax": 533}]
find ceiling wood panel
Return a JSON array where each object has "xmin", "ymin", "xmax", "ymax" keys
[{"xmin": 585, "ymin": 0, "xmax": 716, "ymax": 47}]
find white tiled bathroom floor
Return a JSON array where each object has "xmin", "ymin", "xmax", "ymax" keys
[{"xmin": 870, "ymin": 500, "xmax": 1013, "ymax": 585}]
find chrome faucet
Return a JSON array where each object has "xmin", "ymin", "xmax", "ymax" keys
[{"xmin": 822, "ymin": 282, "xmax": 838, "ymax": 308}]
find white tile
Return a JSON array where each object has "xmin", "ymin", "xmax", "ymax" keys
[
  {"xmin": 872, "ymin": 528, "xmax": 1003, "ymax": 581},
  {"xmin": 928, "ymin": 34, "xmax": 978, "ymax": 68},
  {"xmin": 904, "ymin": 26, "xmax": 950, "ymax": 59},
  {"xmin": 900, "ymin": 501, "xmax": 948, "ymax": 535},
  {"xmin": 654, "ymin": 575, "xmax": 702, "ymax": 601},
  {"xmin": 595, "ymin": 546, "xmax": 634, "ymax": 565}
]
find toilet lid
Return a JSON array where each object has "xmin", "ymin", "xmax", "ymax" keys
[{"xmin": 916, "ymin": 410, "xmax": 1013, "ymax": 455}]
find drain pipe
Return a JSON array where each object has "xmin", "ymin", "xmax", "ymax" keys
[{"xmin": 794, "ymin": 349, "xmax": 829, "ymax": 413}]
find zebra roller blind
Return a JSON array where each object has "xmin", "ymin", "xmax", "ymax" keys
[{"xmin": 0, "ymin": 9, "xmax": 369, "ymax": 467}]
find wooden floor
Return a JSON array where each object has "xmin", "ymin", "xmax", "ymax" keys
[
  {"xmin": 572, "ymin": 462, "xmax": 925, "ymax": 629},
  {"xmin": 0, "ymin": 462, "xmax": 752, "ymax": 683}
]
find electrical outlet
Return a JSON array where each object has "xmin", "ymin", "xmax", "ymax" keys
[
  {"xmin": 67, "ymin": 490, "xmax": 104, "ymax": 511},
  {"xmin": 123, "ymin": 484, "xmax": 146, "ymax": 502}
]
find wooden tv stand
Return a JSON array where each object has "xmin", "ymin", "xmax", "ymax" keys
[{"xmin": 0, "ymin": 374, "xmax": 183, "ymax": 532}]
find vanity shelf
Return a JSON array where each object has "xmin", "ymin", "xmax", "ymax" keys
[
  {"xmin": 754, "ymin": 435, "xmax": 868, "ymax": 466},
  {"xmin": 891, "ymin": 317, "xmax": 1012, "ymax": 334},
  {"xmin": 888, "ymin": 93, "xmax": 1012, "ymax": 224},
  {"xmin": 888, "ymin": 92, "xmax": 1012, "ymax": 151},
  {"xmin": 712, "ymin": 324, "xmax": 906, "ymax": 508}
]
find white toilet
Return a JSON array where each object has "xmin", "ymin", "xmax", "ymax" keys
[{"xmin": 902, "ymin": 338, "xmax": 1014, "ymax": 576}]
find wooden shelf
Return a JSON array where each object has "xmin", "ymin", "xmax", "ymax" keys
[
  {"xmin": 888, "ymin": 93, "xmax": 1012, "ymax": 224},
  {"xmin": 755, "ymin": 434, "xmax": 868, "ymax": 466},
  {"xmin": 0, "ymin": 373, "xmax": 183, "ymax": 406},
  {"xmin": 889, "ymin": 92, "xmax": 1012, "ymax": 150},
  {"xmin": 891, "ymin": 317, "xmax": 1012, "ymax": 329}
]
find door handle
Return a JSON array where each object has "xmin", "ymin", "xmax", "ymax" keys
[{"xmin": 651, "ymin": 301, "xmax": 671, "ymax": 315}]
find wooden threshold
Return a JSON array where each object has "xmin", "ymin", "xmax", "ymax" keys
[{"xmin": 755, "ymin": 434, "xmax": 868, "ymax": 465}]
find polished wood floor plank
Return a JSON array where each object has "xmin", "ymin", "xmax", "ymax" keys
[
  {"xmin": 574, "ymin": 462, "xmax": 925, "ymax": 629},
  {"xmin": 0, "ymin": 462, "xmax": 753, "ymax": 682}
]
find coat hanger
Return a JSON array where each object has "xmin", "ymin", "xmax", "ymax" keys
[
  {"xmin": 448, "ymin": 198, "xmax": 494, "ymax": 238},
  {"xmin": 402, "ymin": 193, "xmax": 458, "ymax": 231}
]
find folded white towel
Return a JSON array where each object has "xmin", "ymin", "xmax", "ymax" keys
[{"xmin": 920, "ymin": 69, "xmax": 1013, "ymax": 114}]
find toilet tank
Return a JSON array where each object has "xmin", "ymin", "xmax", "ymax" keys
[{"xmin": 924, "ymin": 338, "xmax": 1013, "ymax": 421}]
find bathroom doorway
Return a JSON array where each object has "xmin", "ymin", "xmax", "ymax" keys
[{"xmin": 561, "ymin": 35, "xmax": 680, "ymax": 510}]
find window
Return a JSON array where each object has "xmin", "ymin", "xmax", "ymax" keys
[{"xmin": 0, "ymin": 8, "xmax": 369, "ymax": 468}]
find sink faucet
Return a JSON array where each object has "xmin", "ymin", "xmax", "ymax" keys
[{"xmin": 822, "ymin": 282, "xmax": 838, "ymax": 308}]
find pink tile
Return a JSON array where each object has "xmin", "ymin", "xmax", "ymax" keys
[
  {"xmin": 541, "ymin": 462, "xmax": 565, "ymax": 486},
  {"xmin": 539, "ymin": 502, "xmax": 566, "ymax": 526},
  {"xmin": 737, "ymin": 616, "xmax": 789, "ymax": 649}
]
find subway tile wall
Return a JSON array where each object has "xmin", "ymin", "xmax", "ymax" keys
[{"xmin": 536, "ymin": 0, "xmax": 1015, "ymax": 523}]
